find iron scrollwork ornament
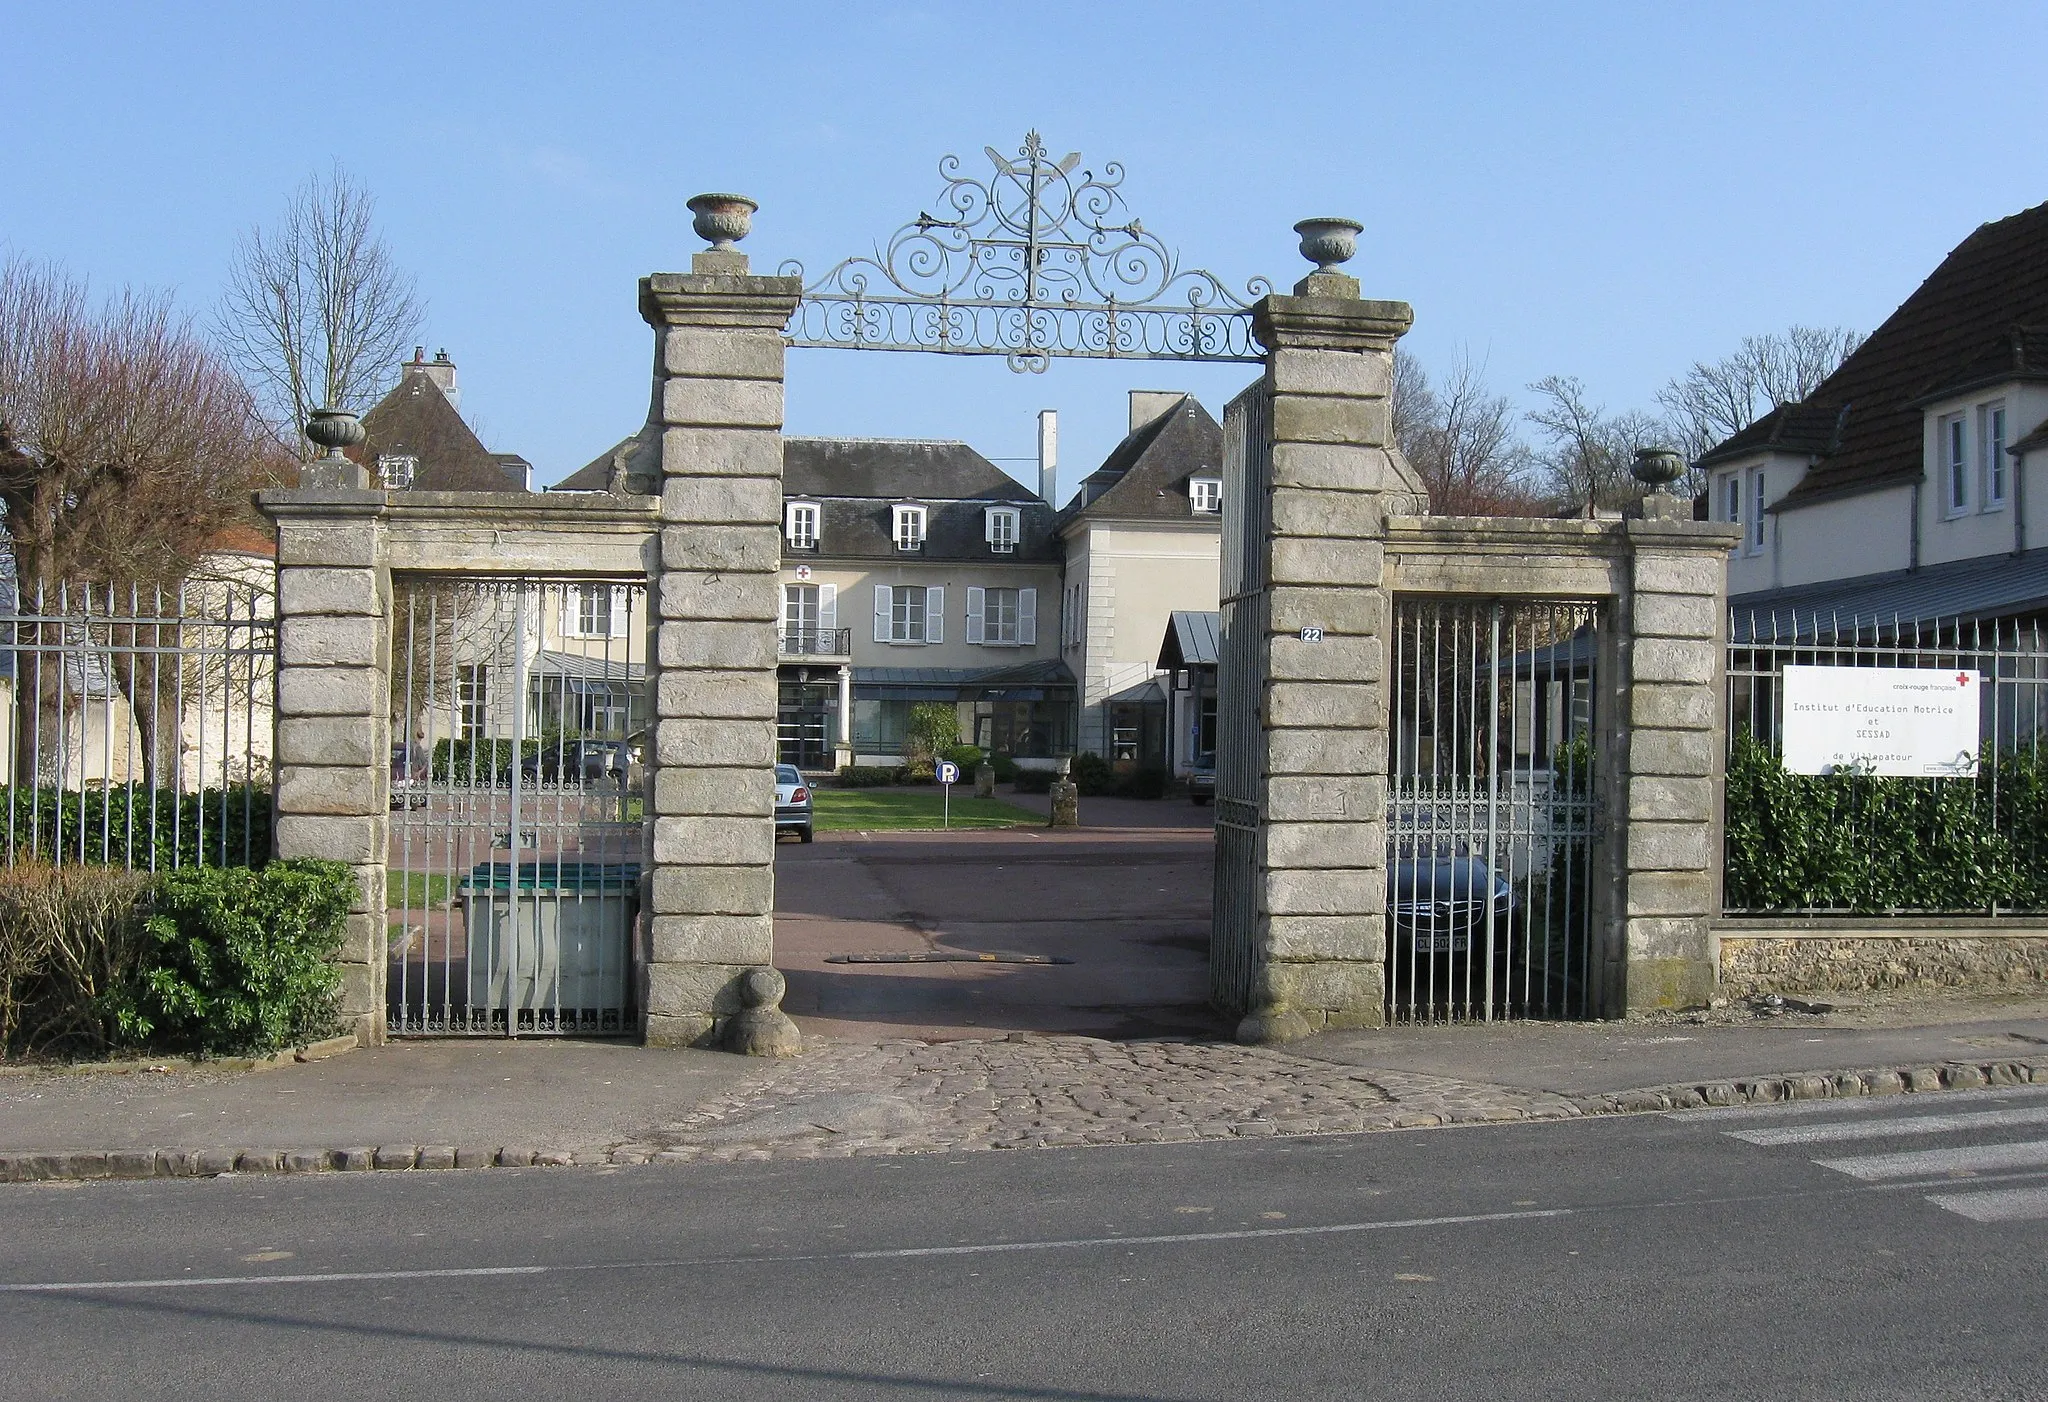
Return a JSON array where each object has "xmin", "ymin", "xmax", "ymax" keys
[{"xmin": 783, "ymin": 132, "xmax": 1272, "ymax": 371}]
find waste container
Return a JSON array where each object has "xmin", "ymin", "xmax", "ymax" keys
[{"xmin": 461, "ymin": 860, "xmax": 640, "ymax": 1030}]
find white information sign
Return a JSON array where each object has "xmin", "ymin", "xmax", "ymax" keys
[{"xmin": 1779, "ymin": 665, "xmax": 1981, "ymax": 777}]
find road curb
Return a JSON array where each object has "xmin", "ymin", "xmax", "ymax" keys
[{"xmin": 2, "ymin": 1053, "xmax": 2042, "ymax": 1184}]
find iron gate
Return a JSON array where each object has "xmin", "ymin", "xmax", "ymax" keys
[
  {"xmin": 1386, "ymin": 596, "xmax": 1601, "ymax": 1022},
  {"xmin": 387, "ymin": 577, "xmax": 646, "ymax": 1036}
]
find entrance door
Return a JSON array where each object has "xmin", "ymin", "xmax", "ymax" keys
[
  {"xmin": 1386, "ymin": 596, "xmax": 1601, "ymax": 1022},
  {"xmin": 778, "ymin": 677, "xmax": 834, "ymax": 769}
]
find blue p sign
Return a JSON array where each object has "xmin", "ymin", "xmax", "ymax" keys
[{"xmin": 937, "ymin": 761, "xmax": 960, "ymax": 785}]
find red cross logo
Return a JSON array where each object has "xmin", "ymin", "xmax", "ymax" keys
[{"xmin": 1957, "ymin": 672, "xmax": 1971, "ymax": 687}]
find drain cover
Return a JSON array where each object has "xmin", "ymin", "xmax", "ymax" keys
[{"xmin": 826, "ymin": 951, "xmax": 1073, "ymax": 965}]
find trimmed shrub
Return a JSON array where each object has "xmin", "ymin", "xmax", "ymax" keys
[
  {"xmin": 1, "ymin": 785, "xmax": 269, "ymax": 871},
  {"xmin": 0, "ymin": 862, "xmax": 152, "ymax": 1057},
  {"xmin": 839, "ymin": 766, "xmax": 899, "ymax": 788},
  {"xmin": 1120, "ymin": 766, "xmax": 1169, "ymax": 800},
  {"xmin": 1072, "ymin": 751, "xmax": 1117, "ymax": 796},
  {"xmin": 989, "ymin": 752, "xmax": 1021, "ymax": 784},
  {"xmin": 940, "ymin": 744, "xmax": 985, "ymax": 772},
  {"xmin": 1012, "ymin": 768, "xmax": 1055, "ymax": 795},
  {"xmin": 114, "ymin": 859, "xmax": 356, "ymax": 1056}
]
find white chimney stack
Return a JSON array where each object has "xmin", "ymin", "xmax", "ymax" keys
[{"xmin": 1037, "ymin": 409, "xmax": 1059, "ymax": 507}]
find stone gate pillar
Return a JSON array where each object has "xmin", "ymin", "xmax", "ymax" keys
[
  {"xmin": 259, "ymin": 418, "xmax": 392, "ymax": 1045},
  {"xmin": 1221, "ymin": 236, "xmax": 1423, "ymax": 1042},
  {"xmin": 1609, "ymin": 485, "xmax": 1741, "ymax": 1012},
  {"xmin": 636, "ymin": 200, "xmax": 803, "ymax": 1049}
]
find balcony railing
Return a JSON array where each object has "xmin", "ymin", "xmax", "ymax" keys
[{"xmin": 779, "ymin": 627, "xmax": 852, "ymax": 659}]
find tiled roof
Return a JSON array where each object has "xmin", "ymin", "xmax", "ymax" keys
[
  {"xmin": 1059, "ymin": 396, "xmax": 1226, "ymax": 528},
  {"xmin": 1701, "ymin": 200, "xmax": 2048, "ymax": 505},
  {"xmin": 359, "ymin": 369, "xmax": 527, "ymax": 492}
]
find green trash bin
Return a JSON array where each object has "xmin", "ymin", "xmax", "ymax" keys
[{"xmin": 461, "ymin": 860, "xmax": 640, "ymax": 1030}]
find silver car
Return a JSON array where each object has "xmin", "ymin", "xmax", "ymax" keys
[{"xmin": 774, "ymin": 763, "xmax": 814, "ymax": 843}]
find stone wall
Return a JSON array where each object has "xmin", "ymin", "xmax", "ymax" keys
[{"xmin": 1721, "ymin": 930, "xmax": 2048, "ymax": 997}]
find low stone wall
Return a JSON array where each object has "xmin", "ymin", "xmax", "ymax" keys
[{"xmin": 1720, "ymin": 922, "xmax": 2048, "ymax": 997}]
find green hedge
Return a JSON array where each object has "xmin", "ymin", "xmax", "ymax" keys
[
  {"xmin": 1, "ymin": 785, "xmax": 269, "ymax": 870},
  {"xmin": 1724, "ymin": 730, "xmax": 2048, "ymax": 913},
  {"xmin": 430, "ymin": 737, "xmax": 538, "ymax": 781}
]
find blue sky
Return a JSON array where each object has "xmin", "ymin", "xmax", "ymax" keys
[{"xmin": 5, "ymin": 2, "xmax": 2046, "ymax": 497}]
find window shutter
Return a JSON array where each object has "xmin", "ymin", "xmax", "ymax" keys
[
  {"xmin": 1018, "ymin": 588, "xmax": 1037, "ymax": 646},
  {"xmin": 874, "ymin": 585, "xmax": 891, "ymax": 643},
  {"xmin": 924, "ymin": 586, "xmax": 943, "ymax": 644},
  {"xmin": 609, "ymin": 585, "xmax": 630, "ymax": 638},
  {"xmin": 561, "ymin": 592, "xmax": 577, "ymax": 638},
  {"xmin": 965, "ymin": 587, "xmax": 985, "ymax": 644},
  {"xmin": 818, "ymin": 583, "xmax": 837, "ymax": 636}
]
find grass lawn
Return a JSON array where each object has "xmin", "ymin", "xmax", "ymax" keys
[
  {"xmin": 811, "ymin": 787, "xmax": 1036, "ymax": 832},
  {"xmin": 388, "ymin": 869, "xmax": 458, "ymax": 909}
]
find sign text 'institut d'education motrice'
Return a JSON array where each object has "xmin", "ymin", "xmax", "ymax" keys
[{"xmin": 1779, "ymin": 665, "xmax": 1983, "ymax": 777}]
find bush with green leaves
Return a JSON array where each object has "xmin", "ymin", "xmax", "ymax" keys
[
  {"xmin": 1071, "ymin": 751, "xmax": 1117, "ymax": 796},
  {"xmin": 839, "ymin": 766, "xmax": 899, "ymax": 788},
  {"xmin": 988, "ymin": 752, "xmax": 1021, "ymax": 784},
  {"xmin": 112, "ymin": 859, "xmax": 356, "ymax": 1055},
  {"xmin": 940, "ymin": 744, "xmax": 985, "ymax": 773},
  {"xmin": 0, "ymin": 862, "xmax": 152, "ymax": 1057},
  {"xmin": 903, "ymin": 703, "xmax": 960, "ymax": 766},
  {"xmin": 1011, "ymin": 767, "xmax": 1055, "ymax": 795},
  {"xmin": 1724, "ymin": 731, "xmax": 2047, "ymax": 913}
]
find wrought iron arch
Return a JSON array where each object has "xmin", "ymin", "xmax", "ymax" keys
[{"xmin": 782, "ymin": 132, "xmax": 1272, "ymax": 373}]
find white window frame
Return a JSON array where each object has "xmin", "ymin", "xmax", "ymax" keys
[
  {"xmin": 563, "ymin": 583, "xmax": 629, "ymax": 639},
  {"xmin": 967, "ymin": 586, "xmax": 1038, "ymax": 646},
  {"xmin": 893, "ymin": 504, "xmax": 927, "ymax": 552},
  {"xmin": 1189, "ymin": 476, "xmax": 1222, "ymax": 515},
  {"xmin": 875, "ymin": 584, "xmax": 942, "ymax": 644},
  {"xmin": 1719, "ymin": 473, "xmax": 1740, "ymax": 528},
  {"xmin": 1748, "ymin": 469, "xmax": 1766, "ymax": 555},
  {"xmin": 984, "ymin": 506, "xmax": 1019, "ymax": 554},
  {"xmin": 1982, "ymin": 401, "xmax": 2008, "ymax": 510},
  {"xmin": 785, "ymin": 501, "xmax": 820, "ymax": 550},
  {"xmin": 1942, "ymin": 414, "xmax": 1969, "ymax": 516}
]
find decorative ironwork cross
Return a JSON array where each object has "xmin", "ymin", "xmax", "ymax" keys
[{"xmin": 782, "ymin": 132, "xmax": 1272, "ymax": 372}]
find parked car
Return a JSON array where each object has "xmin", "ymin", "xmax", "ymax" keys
[
  {"xmin": 389, "ymin": 744, "xmax": 429, "ymax": 810},
  {"xmin": 1387, "ymin": 856, "xmax": 1514, "ymax": 956},
  {"xmin": 499, "ymin": 739, "xmax": 640, "ymax": 789},
  {"xmin": 774, "ymin": 763, "xmax": 814, "ymax": 843},
  {"xmin": 1188, "ymin": 759, "xmax": 1216, "ymax": 806}
]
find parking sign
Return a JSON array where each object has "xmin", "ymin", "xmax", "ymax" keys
[{"xmin": 937, "ymin": 760, "xmax": 960, "ymax": 785}]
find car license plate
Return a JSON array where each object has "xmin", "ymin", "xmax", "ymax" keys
[{"xmin": 1418, "ymin": 932, "xmax": 1469, "ymax": 955}]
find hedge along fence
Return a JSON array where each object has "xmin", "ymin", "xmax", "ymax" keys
[
  {"xmin": 1, "ymin": 784, "xmax": 270, "ymax": 871},
  {"xmin": 1724, "ymin": 730, "xmax": 2048, "ymax": 914},
  {"xmin": 0, "ymin": 858, "xmax": 354, "ymax": 1059}
]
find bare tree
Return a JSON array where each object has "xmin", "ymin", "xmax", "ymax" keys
[
  {"xmin": 1657, "ymin": 325, "xmax": 1863, "ymax": 462},
  {"xmin": 1527, "ymin": 375, "xmax": 1676, "ymax": 512},
  {"xmin": 0, "ymin": 257, "xmax": 284, "ymax": 783},
  {"xmin": 216, "ymin": 164, "xmax": 424, "ymax": 450},
  {"xmin": 1395, "ymin": 352, "xmax": 1545, "ymax": 516}
]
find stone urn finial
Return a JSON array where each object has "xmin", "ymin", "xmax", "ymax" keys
[
  {"xmin": 688, "ymin": 193, "xmax": 758, "ymax": 251},
  {"xmin": 1293, "ymin": 217, "xmax": 1362, "ymax": 274},
  {"xmin": 1632, "ymin": 446, "xmax": 1687, "ymax": 494},
  {"xmin": 302, "ymin": 407, "xmax": 368, "ymax": 488}
]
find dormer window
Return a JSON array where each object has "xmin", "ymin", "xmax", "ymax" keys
[
  {"xmin": 1942, "ymin": 414, "xmax": 1969, "ymax": 516},
  {"xmin": 985, "ymin": 506, "xmax": 1019, "ymax": 553},
  {"xmin": 785, "ymin": 501, "xmax": 820, "ymax": 551},
  {"xmin": 1189, "ymin": 476, "xmax": 1222, "ymax": 515},
  {"xmin": 378, "ymin": 453, "xmax": 417, "ymax": 490},
  {"xmin": 893, "ymin": 504, "xmax": 927, "ymax": 552}
]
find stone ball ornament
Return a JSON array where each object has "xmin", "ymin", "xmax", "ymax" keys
[
  {"xmin": 688, "ymin": 193, "xmax": 758, "ymax": 250},
  {"xmin": 1632, "ymin": 446, "xmax": 1688, "ymax": 492},
  {"xmin": 1293, "ymin": 217, "xmax": 1363, "ymax": 273}
]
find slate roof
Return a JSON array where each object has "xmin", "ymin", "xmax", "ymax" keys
[
  {"xmin": 1729, "ymin": 546, "xmax": 2048, "ymax": 642},
  {"xmin": 1157, "ymin": 610, "xmax": 1221, "ymax": 670},
  {"xmin": 556, "ymin": 432, "xmax": 1060, "ymax": 564},
  {"xmin": 1698, "ymin": 201, "xmax": 2048, "ymax": 508},
  {"xmin": 2012, "ymin": 415, "xmax": 2048, "ymax": 456},
  {"xmin": 358, "ymin": 367, "xmax": 527, "ymax": 492},
  {"xmin": 1060, "ymin": 396, "xmax": 1226, "ymax": 528}
]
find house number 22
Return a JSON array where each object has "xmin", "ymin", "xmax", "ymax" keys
[{"xmin": 1298, "ymin": 626, "xmax": 1325, "ymax": 643}]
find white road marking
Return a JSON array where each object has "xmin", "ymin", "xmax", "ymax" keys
[
  {"xmin": 1813, "ymin": 1138, "xmax": 2048, "ymax": 1182},
  {"xmin": 0, "ymin": 1207, "xmax": 1573, "ymax": 1295},
  {"xmin": 1728, "ymin": 1105, "xmax": 2048, "ymax": 1147},
  {"xmin": 1924, "ymin": 1186, "xmax": 2048, "ymax": 1223}
]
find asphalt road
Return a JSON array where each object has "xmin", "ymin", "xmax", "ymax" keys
[{"xmin": 3, "ymin": 1084, "xmax": 2045, "ymax": 1401}]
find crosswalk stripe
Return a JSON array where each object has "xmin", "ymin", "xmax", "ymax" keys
[
  {"xmin": 1924, "ymin": 1186, "xmax": 2048, "ymax": 1223},
  {"xmin": 1813, "ymin": 1138, "xmax": 2048, "ymax": 1182},
  {"xmin": 1727, "ymin": 1105, "xmax": 2048, "ymax": 1147}
]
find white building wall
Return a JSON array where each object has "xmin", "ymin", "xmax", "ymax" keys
[
  {"xmin": 1772, "ymin": 485, "xmax": 1916, "ymax": 589},
  {"xmin": 1066, "ymin": 521, "xmax": 1219, "ymax": 757}
]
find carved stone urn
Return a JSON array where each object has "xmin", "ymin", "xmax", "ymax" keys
[
  {"xmin": 687, "ymin": 193, "xmax": 758, "ymax": 250},
  {"xmin": 1293, "ymin": 217, "xmax": 1363, "ymax": 273}
]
